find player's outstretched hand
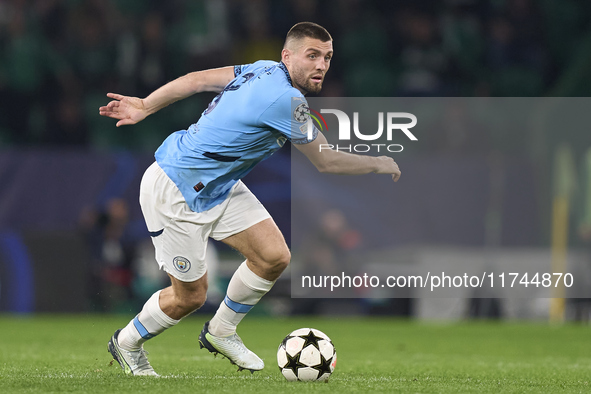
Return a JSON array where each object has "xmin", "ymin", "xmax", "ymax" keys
[
  {"xmin": 99, "ymin": 93, "xmax": 148, "ymax": 127},
  {"xmin": 375, "ymin": 156, "xmax": 401, "ymax": 182}
]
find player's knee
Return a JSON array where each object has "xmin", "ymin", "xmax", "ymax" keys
[
  {"xmin": 265, "ymin": 246, "xmax": 291, "ymax": 273},
  {"xmin": 278, "ymin": 247, "xmax": 291, "ymax": 269}
]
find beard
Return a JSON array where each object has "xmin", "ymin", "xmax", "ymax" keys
[{"xmin": 291, "ymin": 67, "xmax": 323, "ymax": 94}]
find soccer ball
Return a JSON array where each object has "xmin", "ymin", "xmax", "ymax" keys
[{"xmin": 277, "ymin": 328, "xmax": 337, "ymax": 382}]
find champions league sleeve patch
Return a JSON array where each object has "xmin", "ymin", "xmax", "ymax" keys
[
  {"xmin": 291, "ymin": 98, "xmax": 318, "ymax": 144},
  {"xmin": 173, "ymin": 256, "xmax": 191, "ymax": 273},
  {"xmin": 293, "ymin": 102, "xmax": 309, "ymax": 123}
]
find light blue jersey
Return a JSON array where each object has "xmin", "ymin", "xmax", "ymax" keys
[{"xmin": 154, "ymin": 60, "xmax": 316, "ymax": 213}]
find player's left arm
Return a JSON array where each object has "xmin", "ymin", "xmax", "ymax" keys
[
  {"xmin": 294, "ymin": 131, "xmax": 401, "ymax": 182},
  {"xmin": 99, "ymin": 66, "xmax": 235, "ymax": 127}
]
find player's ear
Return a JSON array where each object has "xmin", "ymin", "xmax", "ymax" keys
[{"xmin": 281, "ymin": 48, "xmax": 291, "ymax": 66}]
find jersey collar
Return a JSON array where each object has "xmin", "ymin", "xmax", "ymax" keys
[{"xmin": 278, "ymin": 62, "xmax": 293, "ymax": 87}]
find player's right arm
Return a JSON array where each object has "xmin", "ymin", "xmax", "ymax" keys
[
  {"xmin": 260, "ymin": 90, "xmax": 401, "ymax": 182},
  {"xmin": 294, "ymin": 130, "xmax": 401, "ymax": 182},
  {"xmin": 99, "ymin": 66, "xmax": 235, "ymax": 127}
]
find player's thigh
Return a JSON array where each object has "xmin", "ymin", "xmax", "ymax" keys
[
  {"xmin": 221, "ymin": 218, "xmax": 290, "ymax": 273},
  {"xmin": 209, "ymin": 181, "xmax": 271, "ymax": 242},
  {"xmin": 210, "ymin": 181, "xmax": 289, "ymax": 267}
]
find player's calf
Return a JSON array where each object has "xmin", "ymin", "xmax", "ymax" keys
[{"xmin": 166, "ymin": 289, "xmax": 207, "ymax": 318}]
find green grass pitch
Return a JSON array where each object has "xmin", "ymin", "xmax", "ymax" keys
[{"xmin": 0, "ymin": 314, "xmax": 590, "ymax": 393}]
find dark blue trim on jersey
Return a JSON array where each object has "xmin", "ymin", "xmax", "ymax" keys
[
  {"xmin": 234, "ymin": 65, "xmax": 242, "ymax": 77},
  {"xmin": 278, "ymin": 62, "xmax": 293, "ymax": 87},
  {"xmin": 204, "ymin": 152, "xmax": 240, "ymax": 162},
  {"xmin": 149, "ymin": 229, "xmax": 164, "ymax": 237},
  {"xmin": 133, "ymin": 316, "xmax": 155, "ymax": 339},
  {"xmin": 224, "ymin": 295, "xmax": 254, "ymax": 314}
]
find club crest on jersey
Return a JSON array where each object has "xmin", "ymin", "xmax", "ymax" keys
[{"xmin": 173, "ymin": 256, "xmax": 191, "ymax": 273}]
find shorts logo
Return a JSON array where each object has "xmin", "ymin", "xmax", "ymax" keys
[{"xmin": 173, "ymin": 256, "xmax": 191, "ymax": 273}]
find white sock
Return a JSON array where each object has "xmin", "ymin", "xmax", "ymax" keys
[
  {"xmin": 209, "ymin": 261, "xmax": 275, "ymax": 337},
  {"xmin": 117, "ymin": 290, "xmax": 181, "ymax": 351}
]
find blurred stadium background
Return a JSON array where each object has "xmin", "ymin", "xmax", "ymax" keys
[{"xmin": 1, "ymin": 0, "xmax": 591, "ymax": 321}]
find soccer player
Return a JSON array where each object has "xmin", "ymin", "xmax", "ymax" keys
[{"xmin": 99, "ymin": 22, "xmax": 401, "ymax": 376}]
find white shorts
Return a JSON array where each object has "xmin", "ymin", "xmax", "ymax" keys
[{"xmin": 139, "ymin": 162, "xmax": 271, "ymax": 282}]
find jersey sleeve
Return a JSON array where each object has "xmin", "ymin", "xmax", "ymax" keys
[{"xmin": 259, "ymin": 91, "xmax": 319, "ymax": 145}]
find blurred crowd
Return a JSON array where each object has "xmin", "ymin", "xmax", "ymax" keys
[{"xmin": 0, "ymin": 0, "xmax": 590, "ymax": 150}]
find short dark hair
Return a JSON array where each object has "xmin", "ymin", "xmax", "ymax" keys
[{"xmin": 284, "ymin": 22, "xmax": 332, "ymax": 48}]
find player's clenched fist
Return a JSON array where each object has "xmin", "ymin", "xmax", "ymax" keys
[
  {"xmin": 99, "ymin": 93, "xmax": 148, "ymax": 127},
  {"xmin": 374, "ymin": 156, "xmax": 401, "ymax": 182}
]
